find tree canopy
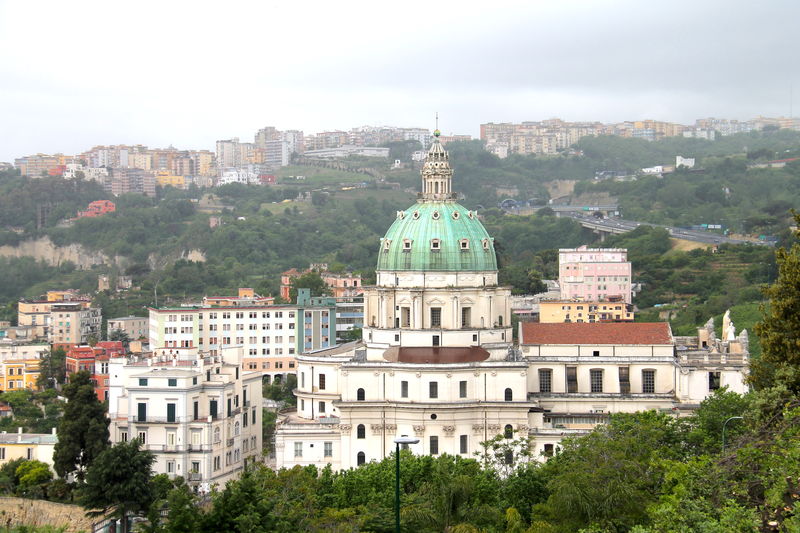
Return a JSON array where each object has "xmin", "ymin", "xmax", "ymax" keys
[{"xmin": 53, "ymin": 370, "xmax": 109, "ymax": 481}]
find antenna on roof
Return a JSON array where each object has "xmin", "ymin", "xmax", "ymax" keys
[{"xmin": 435, "ymin": 112, "xmax": 439, "ymax": 130}]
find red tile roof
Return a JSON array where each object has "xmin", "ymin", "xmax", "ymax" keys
[
  {"xmin": 521, "ymin": 322, "xmax": 672, "ymax": 345},
  {"xmin": 383, "ymin": 346, "xmax": 490, "ymax": 364}
]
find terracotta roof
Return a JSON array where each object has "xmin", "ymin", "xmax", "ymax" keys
[
  {"xmin": 383, "ymin": 346, "xmax": 489, "ymax": 364},
  {"xmin": 521, "ymin": 322, "xmax": 672, "ymax": 345}
]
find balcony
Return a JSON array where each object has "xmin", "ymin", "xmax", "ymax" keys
[
  {"xmin": 227, "ymin": 438, "xmax": 235, "ymax": 447},
  {"xmin": 187, "ymin": 473, "xmax": 202, "ymax": 482},
  {"xmin": 130, "ymin": 416, "xmax": 185, "ymax": 424}
]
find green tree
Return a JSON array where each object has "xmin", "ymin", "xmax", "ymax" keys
[
  {"xmin": 0, "ymin": 457, "xmax": 26, "ymax": 494},
  {"xmin": 53, "ymin": 371, "xmax": 109, "ymax": 481},
  {"xmin": 751, "ymin": 212, "xmax": 800, "ymax": 392},
  {"xmin": 539, "ymin": 411, "xmax": 683, "ymax": 532},
  {"xmin": 37, "ymin": 347, "xmax": 66, "ymax": 388},
  {"xmin": 289, "ymin": 271, "xmax": 330, "ymax": 302},
  {"xmin": 80, "ymin": 440, "xmax": 155, "ymax": 533},
  {"xmin": 15, "ymin": 459, "xmax": 53, "ymax": 498}
]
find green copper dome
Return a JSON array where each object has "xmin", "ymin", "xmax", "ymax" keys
[{"xmin": 377, "ymin": 202, "xmax": 498, "ymax": 272}]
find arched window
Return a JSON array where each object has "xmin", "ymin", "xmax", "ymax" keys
[
  {"xmin": 498, "ymin": 315, "xmax": 504, "ymax": 327},
  {"xmin": 357, "ymin": 452, "xmax": 366, "ymax": 466},
  {"xmin": 357, "ymin": 388, "xmax": 365, "ymax": 401},
  {"xmin": 504, "ymin": 424, "xmax": 513, "ymax": 439},
  {"xmin": 357, "ymin": 424, "xmax": 366, "ymax": 439},
  {"xmin": 505, "ymin": 388, "xmax": 513, "ymax": 401},
  {"xmin": 213, "ymin": 427, "xmax": 220, "ymax": 443},
  {"xmin": 234, "ymin": 421, "xmax": 240, "ymax": 436}
]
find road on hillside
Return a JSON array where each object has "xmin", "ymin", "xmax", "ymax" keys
[{"xmin": 565, "ymin": 213, "xmax": 773, "ymax": 247}]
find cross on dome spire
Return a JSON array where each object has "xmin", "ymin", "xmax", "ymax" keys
[{"xmin": 419, "ymin": 122, "xmax": 455, "ymax": 202}]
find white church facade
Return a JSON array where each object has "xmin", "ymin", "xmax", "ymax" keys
[{"xmin": 273, "ymin": 132, "xmax": 749, "ymax": 471}]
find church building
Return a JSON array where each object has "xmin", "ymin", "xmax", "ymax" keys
[{"xmin": 273, "ymin": 131, "xmax": 749, "ymax": 470}]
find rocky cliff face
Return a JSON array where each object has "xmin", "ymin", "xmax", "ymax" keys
[
  {"xmin": 0, "ymin": 237, "xmax": 115, "ymax": 269},
  {"xmin": 0, "ymin": 237, "xmax": 206, "ymax": 270}
]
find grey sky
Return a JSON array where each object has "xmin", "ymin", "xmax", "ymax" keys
[{"xmin": 1, "ymin": 0, "xmax": 797, "ymax": 162}]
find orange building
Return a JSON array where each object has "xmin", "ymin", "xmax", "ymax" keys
[{"xmin": 77, "ymin": 200, "xmax": 116, "ymax": 218}]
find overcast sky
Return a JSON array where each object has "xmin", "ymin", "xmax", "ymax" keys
[{"xmin": 1, "ymin": 0, "xmax": 798, "ymax": 161}]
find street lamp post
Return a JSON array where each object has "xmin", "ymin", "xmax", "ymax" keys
[
  {"xmin": 722, "ymin": 416, "xmax": 743, "ymax": 451},
  {"xmin": 394, "ymin": 436, "xmax": 419, "ymax": 533}
]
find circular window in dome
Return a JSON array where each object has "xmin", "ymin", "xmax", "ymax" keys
[
  {"xmin": 432, "ymin": 210, "xmax": 440, "ymax": 220},
  {"xmin": 467, "ymin": 211, "xmax": 475, "ymax": 219},
  {"xmin": 452, "ymin": 211, "xmax": 460, "ymax": 220},
  {"xmin": 413, "ymin": 211, "xmax": 420, "ymax": 219},
  {"xmin": 397, "ymin": 211, "xmax": 405, "ymax": 219}
]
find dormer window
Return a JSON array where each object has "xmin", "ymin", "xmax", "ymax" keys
[
  {"xmin": 431, "ymin": 210, "xmax": 440, "ymax": 220},
  {"xmin": 467, "ymin": 211, "xmax": 475, "ymax": 219},
  {"xmin": 431, "ymin": 239, "xmax": 441, "ymax": 250},
  {"xmin": 452, "ymin": 211, "xmax": 460, "ymax": 220},
  {"xmin": 412, "ymin": 211, "xmax": 420, "ymax": 220},
  {"xmin": 459, "ymin": 239, "xmax": 470, "ymax": 251},
  {"xmin": 403, "ymin": 239, "xmax": 413, "ymax": 252},
  {"xmin": 383, "ymin": 239, "xmax": 391, "ymax": 252},
  {"xmin": 397, "ymin": 211, "xmax": 405, "ymax": 219},
  {"xmin": 482, "ymin": 238, "xmax": 490, "ymax": 250}
]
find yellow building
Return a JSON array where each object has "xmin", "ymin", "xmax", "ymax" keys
[
  {"xmin": 0, "ymin": 358, "xmax": 41, "ymax": 391},
  {"xmin": 0, "ymin": 342, "xmax": 47, "ymax": 391},
  {"xmin": 538, "ymin": 300, "xmax": 634, "ymax": 323},
  {"xmin": 0, "ymin": 429, "xmax": 58, "ymax": 471},
  {"xmin": 155, "ymin": 171, "xmax": 186, "ymax": 189}
]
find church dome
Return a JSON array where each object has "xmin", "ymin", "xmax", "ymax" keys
[
  {"xmin": 377, "ymin": 134, "xmax": 497, "ymax": 272},
  {"xmin": 377, "ymin": 202, "xmax": 497, "ymax": 271}
]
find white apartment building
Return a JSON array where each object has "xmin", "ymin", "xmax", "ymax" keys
[
  {"xmin": 148, "ymin": 302, "xmax": 334, "ymax": 382},
  {"xmin": 108, "ymin": 346, "xmax": 261, "ymax": 491}
]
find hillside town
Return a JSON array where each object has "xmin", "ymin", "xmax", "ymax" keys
[
  {"xmin": 6, "ymin": 115, "xmax": 799, "ymax": 196},
  {"xmin": 0, "ymin": 136, "xmax": 753, "ymax": 504}
]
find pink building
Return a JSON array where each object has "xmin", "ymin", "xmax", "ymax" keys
[{"xmin": 558, "ymin": 246, "xmax": 632, "ymax": 304}]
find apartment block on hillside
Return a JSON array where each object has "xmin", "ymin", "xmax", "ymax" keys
[{"xmin": 108, "ymin": 346, "xmax": 261, "ymax": 491}]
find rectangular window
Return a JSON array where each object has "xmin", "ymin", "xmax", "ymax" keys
[
  {"xmin": 566, "ymin": 366, "xmax": 578, "ymax": 393},
  {"xmin": 619, "ymin": 366, "xmax": 631, "ymax": 394},
  {"xmin": 167, "ymin": 403, "xmax": 176, "ymax": 423},
  {"xmin": 709, "ymin": 371, "xmax": 721, "ymax": 391},
  {"xmin": 193, "ymin": 401, "xmax": 198, "ymax": 421},
  {"xmin": 137, "ymin": 402, "xmax": 147, "ymax": 422},
  {"xmin": 461, "ymin": 307, "xmax": 471, "ymax": 328},
  {"xmin": 120, "ymin": 431, "xmax": 128, "ymax": 443},
  {"xmin": 168, "ymin": 378, "xmax": 177, "ymax": 387},
  {"xmin": 459, "ymin": 435, "xmax": 468, "ymax": 454},
  {"xmin": 429, "ymin": 435, "xmax": 439, "ymax": 455},
  {"xmin": 430, "ymin": 307, "xmax": 441, "ymax": 327},
  {"xmin": 401, "ymin": 380, "xmax": 408, "ymax": 398},
  {"xmin": 429, "ymin": 381, "xmax": 438, "ymax": 399},
  {"xmin": 590, "ymin": 369, "xmax": 604, "ymax": 393},
  {"xmin": 459, "ymin": 380, "xmax": 467, "ymax": 398},
  {"xmin": 138, "ymin": 378, "xmax": 148, "ymax": 386},
  {"xmin": 319, "ymin": 401, "xmax": 326, "ymax": 413},
  {"xmin": 543, "ymin": 443, "xmax": 554, "ymax": 457},
  {"xmin": 539, "ymin": 369, "xmax": 552, "ymax": 393},
  {"xmin": 324, "ymin": 441, "xmax": 333, "ymax": 457},
  {"xmin": 401, "ymin": 307, "xmax": 411, "ymax": 328},
  {"xmin": 319, "ymin": 374, "xmax": 326, "ymax": 390},
  {"xmin": 26, "ymin": 448, "xmax": 33, "ymax": 460},
  {"xmin": 137, "ymin": 431, "xmax": 147, "ymax": 444},
  {"xmin": 642, "ymin": 369, "xmax": 655, "ymax": 394},
  {"xmin": 294, "ymin": 442, "xmax": 303, "ymax": 458}
]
